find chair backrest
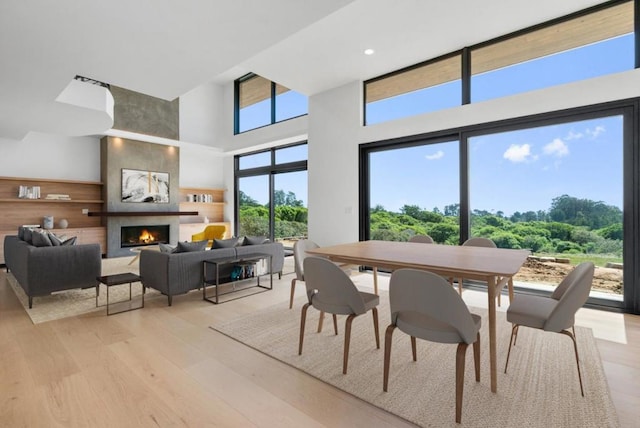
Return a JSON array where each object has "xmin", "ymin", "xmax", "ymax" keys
[
  {"xmin": 408, "ymin": 235, "xmax": 434, "ymax": 244},
  {"xmin": 203, "ymin": 225, "xmax": 226, "ymax": 240},
  {"xmin": 545, "ymin": 262, "xmax": 595, "ymax": 332},
  {"xmin": 389, "ymin": 269, "xmax": 478, "ymax": 344},
  {"xmin": 293, "ymin": 239, "xmax": 319, "ymax": 281},
  {"xmin": 462, "ymin": 237, "xmax": 496, "ymax": 248},
  {"xmin": 303, "ymin": 256, "xmax": 366, "ymax": 315}
]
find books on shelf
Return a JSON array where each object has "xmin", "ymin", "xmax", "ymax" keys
[
  {"xmin": 45, "ymin": 194, "xmax": 71, "ymax": 200},
  {"xmin": 18, "ymin": 185, "xmax": 41, "ymax": 199}
]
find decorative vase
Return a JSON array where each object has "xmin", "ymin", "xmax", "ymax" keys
[
  {"xmin": 59, "ymin": 218, "xmax": 69, "ymax": 229},
  {"xmin": 43, "ymin": 215, "xmax": 54, "ymax": 230}
]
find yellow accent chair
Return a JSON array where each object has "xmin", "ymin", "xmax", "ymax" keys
[{"xmin": 191, "ymin": 225, "xmax": 227, "ymax": 246}]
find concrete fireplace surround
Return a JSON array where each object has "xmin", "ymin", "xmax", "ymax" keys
[{"xmin": 100, "ymin": 136, "xmax": 181, "ymax": 258}]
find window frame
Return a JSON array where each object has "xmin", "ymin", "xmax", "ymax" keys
[
  {"xmin": 234, "ymin": 142, "xmax": 308, "ymax": 241},
  {"xmin": 234, "ymin": 73, "xmax": 308, "ymax": 134}
]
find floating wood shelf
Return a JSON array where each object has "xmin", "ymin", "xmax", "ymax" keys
[{"xmin": 88, "ymin": 211, "xmax": 199, "ymax": 217}]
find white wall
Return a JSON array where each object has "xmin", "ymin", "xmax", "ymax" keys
[
  {"xmin": 179, "ymin": 81, "xmax": 223, "ymax": 145},
  {"xmin": 307, "ymin": 81, "xmax": 361, "ymax": 246},
  {"xmin": 0, "ymin": 132, "xmax": 101, "ymax": 181}
]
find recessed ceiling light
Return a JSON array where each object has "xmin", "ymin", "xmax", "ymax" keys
[{"xmin": 364, "ymin": 48, "xmax": 375, "ymax": 56}]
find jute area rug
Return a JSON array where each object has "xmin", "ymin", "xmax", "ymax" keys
[
  {"xmin": 211, "ymin": 291, "xmax": 619, "ymax": 427},
  {"xmin": 6, "ymin": 256, "xmax": 161, "ymax": 324}
]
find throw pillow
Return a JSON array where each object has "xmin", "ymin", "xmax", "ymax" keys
[
  {"xmin": 48, "ymin": 232, "xmax": 64, "ymax": 246},
  {"xmin": 61, "ymin": 236, "xmax": 77, "ymax": 246},
  {"xmin": 23, "ymin": 227, "xmax": 34, "ymax": 244},
  {"xmin": 31, "ymin": 229, "xmax": 53, "ymax": 247},
  {"xmin": 159, "ymin": 243, "xmax": 177, "ymax": 253},
  {"xmin": 243, "ymin": 236, "xmax": 269, "ymax": 246},
  {"xmin": 212, "ymin": 237, "xmax": 239, "ymax": 249},
  {"xmin": 18, "ymin": 226, "xmax": 26, "ymax": 240},
  {"xmin": 176, "ymin": 240, "xmax": 208, "ymax": 253}
]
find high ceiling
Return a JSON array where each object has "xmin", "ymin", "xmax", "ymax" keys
[{"xmin": 0, "ymin": 0, "xmax": 609, "ymax": 140}]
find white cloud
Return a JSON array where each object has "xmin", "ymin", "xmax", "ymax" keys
[
  {"xmin": 503, "ymin": 144, "xmax": 535, "ymax": 163},
  {"xmin": 543, "ymin": 138, "xmax": 569, "ymax": 157},
  {"xmin": 586, "ymin": 125, "xmax": 606, "ymax": 139},
  {"xmin": 425, "ymin": 150, "xmax": 444, "ymax": 160},
  {"xmin": 564, "ymin": 130, "xmax": 583, "ymax": 140}
]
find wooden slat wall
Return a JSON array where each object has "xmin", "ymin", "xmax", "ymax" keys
[{"xmin": 239, "ymin": 76, "xmax": 290, "ymax": 109}]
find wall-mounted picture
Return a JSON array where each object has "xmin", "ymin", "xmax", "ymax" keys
[{"xmin": 121, "ymin": 169, "xmax": 169, "ymax": 203}]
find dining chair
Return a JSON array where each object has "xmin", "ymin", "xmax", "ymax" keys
[
  {"xmin": 290, "ymin": 239, "xmax": 319, "ymax": 309},
  {"xmin": 383, "ymin": 268, "xmax": 481, "ymax": 424},
  {"xmin": 299, "ymin": 256, "xmax": 380, "ymax": 374},
  {"xmin": 449, "ymin": 237, "xmax": 510, "ymax": 305},
  {"xmin": 408, "ymin": 234, "xmax": 434, "ymax": 244},
  {"xmin": 504, "ymin": 262, "xmax": 594, "ymax": 396}
]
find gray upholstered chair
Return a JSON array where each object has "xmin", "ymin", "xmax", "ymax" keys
[
  {"xmin": 290, "ymin": 239, "xmax": 319, "ymax": 309},
  {"xmin": 408, "ymin": 234, "xmax": 434, "ymax": 244},
  {"xmin": 383, "ymin": 268, "xmax": 480, "ymax": 424},
  {"xmin": 299, "ymin": 256, "xmax": 380, "ymax": 374},
  {"xmin": 504, "ymin": 262, "xmax": 595, "ymax": 396}
]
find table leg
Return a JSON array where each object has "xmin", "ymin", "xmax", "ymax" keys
[
  {"xmin": 508, "ymin": 277, "xmax": 514, "ymax": 303},
  {"xmin": 373, "ymin": 267, "xmax": 379, "ymax": 295},
  {"xmin": 487, "ymin": 275, "xmax": 497, "ymax": 393}
]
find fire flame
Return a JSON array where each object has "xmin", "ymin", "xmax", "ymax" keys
[{"xmin": 138, "ymin": 229, "xmax": 156, "ymax": 244}]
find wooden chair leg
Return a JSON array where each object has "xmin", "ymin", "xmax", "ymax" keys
[
  {"xmin": 289, "ymin": 278, "xmax": 297, "ymax": 309},
  {"xmin": 560, "ymin": 328, "xmax": 585, "ymax": 397},
  {"xmin": 372, "ymin": 307, "xmax": 380, "ymax": 349},
  {"xmin": 504, "ymin": 324, "xmax": 518, "ymax": 373},
  {"xmin": 473, "ymin": 332, "xmax": 480, "ymax": 382},
  {"xmin": 332, "ymin": 314, "xmax": 338, "ymax": 335},
  {"xmin": 383, "ymin": 324, "xmax": 396, "ymax": 392},
  {"xmin": 456, "ymin": 342, "xmax": 469, "ymax": 424},
  {"xmin": 458, "ymin": 278, "xmax": 463, "ymax": 296},
  {"xmin": 298, "ymin": 303, "xmax": 310, "ymax": 355},
  {"xmin": 411, "ymin": 336, "xmax": 417, "ymax": 361},
  {"xmin": 343, "ymin": 314, "xmax": 357, "ymax": 374},
  {"xmin": 317, "ymin": 311, "xmax": 324, "ymax": 333}
]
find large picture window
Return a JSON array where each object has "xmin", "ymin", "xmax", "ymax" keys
[{"xmin": 361, "ymin": 101, "xmax": 636, "ymax": 311}]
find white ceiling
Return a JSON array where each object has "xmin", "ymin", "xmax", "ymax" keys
[{"xmin": 0, "ymin": 0, "xmax": 609, "ymax": 141}]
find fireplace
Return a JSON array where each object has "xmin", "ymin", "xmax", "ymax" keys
[{"xmin": 121, "ymin": 225, "xmax": 169, "ymax": 248}]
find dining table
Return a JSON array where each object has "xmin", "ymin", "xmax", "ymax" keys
[{"xmin": 307, "ymin": 239, "xmax": 530, "ymax": 393}]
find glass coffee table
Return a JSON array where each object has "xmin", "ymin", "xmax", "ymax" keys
[{"xmin": 96, "ymin": 272, "xmax": 144, "ymax": 315}]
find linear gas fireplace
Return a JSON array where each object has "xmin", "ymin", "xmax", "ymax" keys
[{"xmin": 121, "ymin": 225, "xmax": 169, "ymax": 248}]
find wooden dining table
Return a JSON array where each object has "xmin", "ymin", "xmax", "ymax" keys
[{"xmin": 307, "ymin": 240, "xmax": 530, "ymax": 393}]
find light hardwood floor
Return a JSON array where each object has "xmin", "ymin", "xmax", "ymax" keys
[{"xmin": 1, "ymin": 262, "xmax": 638, "ymax": 427}]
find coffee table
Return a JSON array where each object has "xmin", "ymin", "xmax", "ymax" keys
[
  {"xmin": 202, "ymin": 253, "xmax": 272, "ymax": 304},
  {"xmin": 96, "ymin": 272, "xmax": 144, "ymax": 315}
]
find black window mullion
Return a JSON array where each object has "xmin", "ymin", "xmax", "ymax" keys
[
  {"xmin": 271, "ymin": 82, "xmax": 276, "ymax": 125},
  {"xmin": 461, "ymin": 48, "xmax": 471, "ymax": 105}
]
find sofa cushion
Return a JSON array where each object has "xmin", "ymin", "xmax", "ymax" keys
[
  {"xmin": 159, "ymin": 243, "xmax": 177, "ymax": 253},
  {"xmin": 243, "ymin": 236, "xmax": 269, "ymax": 246},
  {"xmin": 18, "ymin": 226, "xmax": 26, "ymax": 240},
  {"xmin": 177, "ymin": 240, "xmax": 208, "ymax": 253},
  {"xmin": 31, "ymin": 230, "xmax": 53, "ymax": 247},
  {"xmin": 213, "ymin": 237, "xmax": 239, "ymax": 249}
]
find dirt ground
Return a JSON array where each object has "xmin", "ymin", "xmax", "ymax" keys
[{"xmin": 515, "ymin": 258, "xmax": 623, "ymax": 295}]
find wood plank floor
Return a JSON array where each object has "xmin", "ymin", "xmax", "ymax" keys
[{"xmin": 0, "ymin": 262, "xmax": 638, "ymax": 427}]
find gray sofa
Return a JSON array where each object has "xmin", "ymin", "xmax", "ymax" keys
[
  {"xmin": 4, "ymin": 235, "xmax": 101, "ymax": 308},
  {"xmin": 140, "ymin": 241, "xmax": 285, "ymax": 305}
]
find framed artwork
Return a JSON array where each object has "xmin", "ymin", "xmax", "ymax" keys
[{"xmin": 121, "ymin": 169, "xmax": 169, "ymax": 203}]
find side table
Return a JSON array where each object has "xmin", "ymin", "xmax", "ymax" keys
[
  {"xmin": 203, "ymin": 253, "xmax": 272, "ymax": 304},
  {"xmin": 96, "ymin": 272, "xmax": 144, "ymax": 315}
]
